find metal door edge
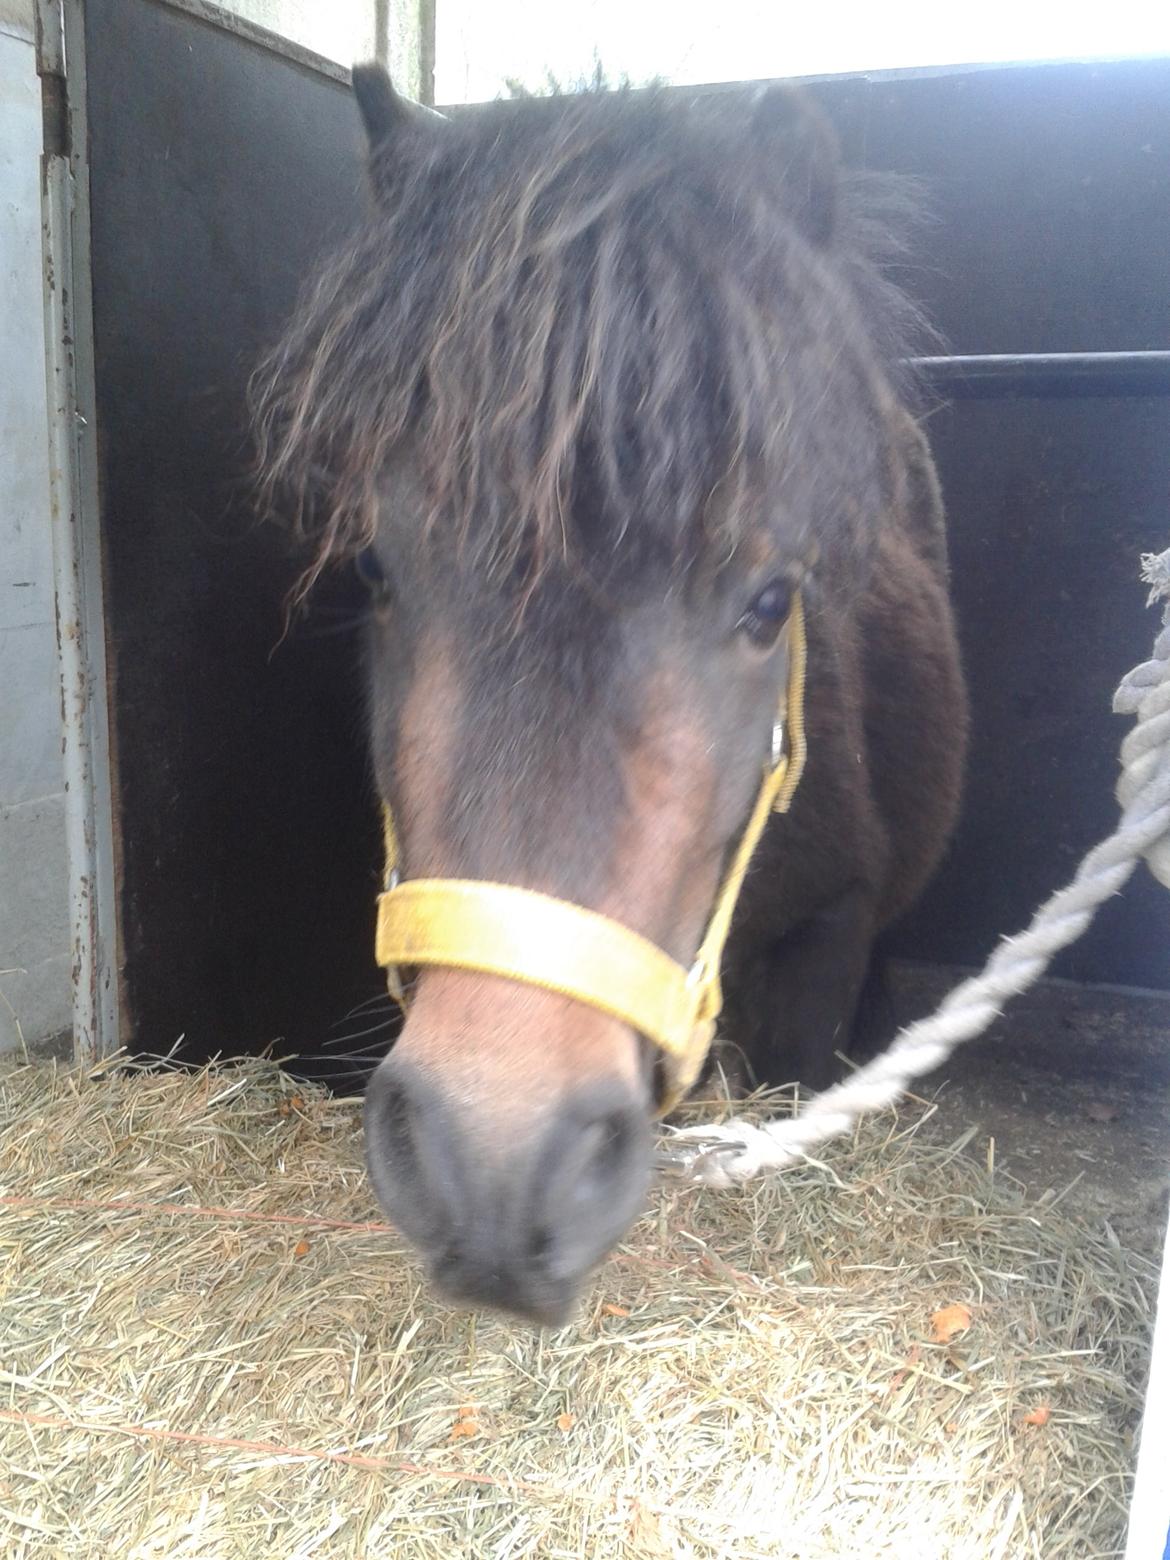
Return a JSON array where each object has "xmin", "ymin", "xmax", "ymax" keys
[{"xmin": 36, "ymin": 0, "xmax": 120, "ymax": 1063}]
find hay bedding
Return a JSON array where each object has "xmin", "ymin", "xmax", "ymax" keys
[{"xmin": 0, "ymin": 1056, "xmax": 1153, "ymax": 1559}]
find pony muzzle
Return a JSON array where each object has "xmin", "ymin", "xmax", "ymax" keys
[
  {"xmin": 373, "ymin": 596, "xmax": 809, "ymax": 1116},
  {"xmin": 376, "ymin": 880, "xmax": 720, "ymax": 1111}
]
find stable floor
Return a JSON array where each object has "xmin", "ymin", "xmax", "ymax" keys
[{"xmin": 888, "ymin": 963, "xmax": 1170, "ymax": 1264}]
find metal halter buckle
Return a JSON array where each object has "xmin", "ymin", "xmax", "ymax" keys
[{"xmin": 771, "ymin": 718, "xmax": 785, "ymax": 769}]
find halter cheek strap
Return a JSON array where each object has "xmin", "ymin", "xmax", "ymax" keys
[{"xmin": 375, "ymin": 593, "xmax": 808, "ymax": 1114}]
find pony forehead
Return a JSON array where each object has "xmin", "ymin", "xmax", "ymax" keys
[{"xmin": 253, "ymin": 85, "xmax": 923, "ymax": 609}]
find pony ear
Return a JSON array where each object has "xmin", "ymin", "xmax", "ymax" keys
[
  {"xmin": 351, "ymin": 63, "xmax": 413, "ymax": 150},
  {"xmin": 352, "ymin": 64, "xmax": 447, "ymax": 205},
  {"xmin": 748, "ymin": 84, "xmax": 841, "ymax": 249}
]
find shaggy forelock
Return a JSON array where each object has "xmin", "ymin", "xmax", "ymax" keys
[{"xmin": 251, "ymin": 85, "xmax": 930, "ymax": 608}]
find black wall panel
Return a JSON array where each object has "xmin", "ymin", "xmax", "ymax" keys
[
  {"xmin": 809, "ymin": 60, "xmax": 1170, "ymax": 356},
  {"xmin": 890, "ymin": 397, "xmax": 1169, "ymax": 985},
  {"xmin": 83, "ymin": 0, "xmax": 378, "ymax": 1071}
]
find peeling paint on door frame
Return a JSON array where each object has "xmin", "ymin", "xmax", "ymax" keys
[{"xmin": 36, "ymin": 0, "xmax": 119, "ymax": 1062}]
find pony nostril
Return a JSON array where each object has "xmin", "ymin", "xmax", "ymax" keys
[
  {"xmin": 535, "ymin": 1091, "xmax": 652, "ymax": 1281},
  {"xmin": 376, "ymin": 1075, "xmax": 416, "ymax": 1169},
  {"xmin": 571, "ymin": 1112, "xmax": 636, "ymax": 1207},
  {"xmin": 526, "ymin": 1225, "xmax": 554, "ymax": 1265},
  {"xmin": 363, "ymin": 1060, "xmax": 463, "ymax": 1250}
]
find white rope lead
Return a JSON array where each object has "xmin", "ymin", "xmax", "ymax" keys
[{"xmin": 662, "ymin": 548, "xmax": 1170, "ymax": 1188}]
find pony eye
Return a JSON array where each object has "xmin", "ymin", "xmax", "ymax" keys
[
  {"xmin": 737, "ymin": 578, "xmax": 793, "ymax": 648},
  {"xmin": 355, "ymin": 547, "xmax": 390, "ymax": 599}
]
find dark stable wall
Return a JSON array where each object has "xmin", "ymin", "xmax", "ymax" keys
[
  {"xmin": 802, "ymin": 63, "xmax": 1170, "ymax": 988},
  {"xmin": 82, "ymin": 0, "xmax": 379, "ymax": 1080},
  {"xmin": 81, "ymin": 0, "xmax": 1170, "ymax": 1079}
]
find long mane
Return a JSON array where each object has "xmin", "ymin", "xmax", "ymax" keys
[{"xmin": 251, "ymin": 84, "xmax": 933, "ymax": 606}]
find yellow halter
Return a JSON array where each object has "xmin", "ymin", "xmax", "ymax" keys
[{"xmin": 375, "ymin": 594, "xmax": 808, "ymax": 1113}]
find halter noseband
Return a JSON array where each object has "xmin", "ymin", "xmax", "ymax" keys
[{"xmin": 375, "ymin": 594, "xmax": 808, "ymax": 1114}]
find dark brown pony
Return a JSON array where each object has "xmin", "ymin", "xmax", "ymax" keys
[{"xmin": 253, "ymin": 68, "xmax": 968, "ymax": 1324}]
